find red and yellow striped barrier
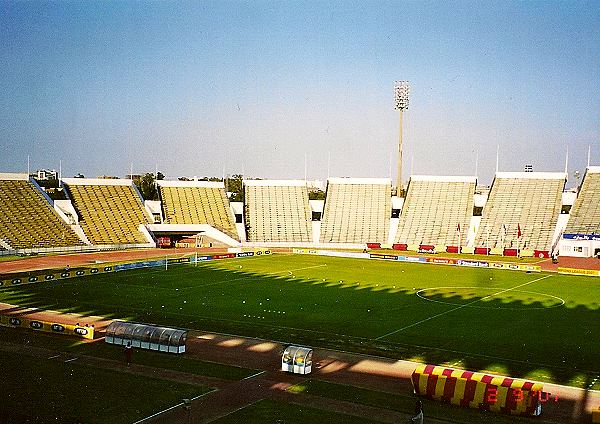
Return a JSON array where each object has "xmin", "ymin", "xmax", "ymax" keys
[{"xmin": 411, "ymin": 364, "xmax": 543, "ymax": 416}]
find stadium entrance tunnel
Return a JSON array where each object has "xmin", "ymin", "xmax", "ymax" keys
[{"xmin": 416, "ymin": 287, "xmax": 565, "ymax": 310}]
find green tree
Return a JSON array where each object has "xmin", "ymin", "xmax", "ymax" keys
[
  {"xmin": 135, "ymin": 172, "xmax": 164, "ymax": 200},
  {"xmin": 308, "ymin": 189, "xmax": 326, "ymax": 200},
  {"xmin": 226, "ymin": 174, "xmax": 244, "ymax": 202}
]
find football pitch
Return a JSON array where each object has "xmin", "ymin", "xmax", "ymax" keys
[{"xmin": 1, "ymin": 253, "xmax": 599, "ymax": 389}]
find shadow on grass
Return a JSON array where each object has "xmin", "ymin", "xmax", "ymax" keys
[{"xmin": 0, "ymin": 258, "xmax": 598, "ymax": 419}]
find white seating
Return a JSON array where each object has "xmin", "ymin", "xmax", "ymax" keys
[
  {"xmin": 474, "ymin": 173, "xmax": 565, "ymax": 251},
  {"xmin": 565, "ymin": 167, "xmax": 600, "ymax": 235},
  {"xmin": 395, "ymin": 176, "xmax": 476, "ymax": 246},
  {"xmin": 319, "ymin": 178, "xmax": 391, "ymax": 243},
  {"xmin": 244, "ymin": 181, "xmax": 312, "ymax": 242}
]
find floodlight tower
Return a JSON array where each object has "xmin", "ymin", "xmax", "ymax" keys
[{"xmin": 394, "ymin": 81, "xmax": 410, "ymax": 194}]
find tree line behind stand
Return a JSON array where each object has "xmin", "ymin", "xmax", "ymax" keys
[{"xmin": 35, "ymin": 172, "xmax": 326, "ymax": 203}]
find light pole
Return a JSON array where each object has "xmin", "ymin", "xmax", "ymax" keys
[{"xmin": 394, "ymin": 81, "xmax": 410, "ymax": 195}]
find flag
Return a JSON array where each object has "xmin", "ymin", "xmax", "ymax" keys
[{"xmin": 517, "ymin": 224, "xmax": 522, "ymax": 238}]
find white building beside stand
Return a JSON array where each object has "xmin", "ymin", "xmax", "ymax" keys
[{"xmin": 559, "ymin": 167, "xmax": 600, "ymax": 258}]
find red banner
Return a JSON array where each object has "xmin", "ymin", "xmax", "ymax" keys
[
  {"xmin": 474, "ymin": 247, "xmax": 490, "ymax": 255},
  {"xmin": 213, "ymin": 253, "xmax": 236, "ymax": 260}
]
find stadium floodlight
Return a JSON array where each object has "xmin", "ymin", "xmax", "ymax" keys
[
  {"xmin": 394, "ymin": 81, "xmax": 410, "ymax": 193},
  {"xmin": 394, "ymin": 81, "xmax": 410, "ymax": 111}
]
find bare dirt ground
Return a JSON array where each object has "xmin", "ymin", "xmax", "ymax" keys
[
  {"xmin": 539, "ymin": 255, "xmax": 600, "ymax": 271},
  {"xmin": 0, "ymin": 247, "xmax": 212, "ymax": 273},
  {"xmin": 2, "ymin": 247, "xmax": 599, "ymax": 275}
]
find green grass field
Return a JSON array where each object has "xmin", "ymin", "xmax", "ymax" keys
[
  {"xmin": 0, "ymin": 327, "xmax": 259, "ymax": 381},
  {"xmin": 211, "ymin": 399, "xmax": 382, "ymax": 424},
  {"xmin": 288, "ymin": 380, "xmax": 541, "ymax": 424},
  {"xmin": 1, "ymin": 253, "xmax": 599, "ymax": 389},
  {"xmin": 0, "ymin": 349, "xmax": 209, "ymax": 424}
]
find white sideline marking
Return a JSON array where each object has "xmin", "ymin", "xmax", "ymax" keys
[
  {"xmin": 131, "ymin": 392, "xmax": 212, "ymax": 424},
  {"xmin": 374, "ymin": 275, "xmax": 552, "ymax": 340},
  {"xmin": 47, "ymin": 354, "xmax": 60, "ymax": 359},
  {"xmin": 64, "ymin": 357, "xmax": 78, "ymax": 363},
  {"xmin": 242, "ymin": 370, "xmax": 266, "ymax": 380},
  {"xmin": 209, "ymin": 399, "xmax": 263, "ymax": 423}
]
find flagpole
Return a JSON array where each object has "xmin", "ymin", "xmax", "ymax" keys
[
  {"xmin": 495, "ymin": 145, "xmax": 499, "ymax": 173},
  {"xmin": 517, "ymin": 225, "xmax": 520, "ymax": 258}
]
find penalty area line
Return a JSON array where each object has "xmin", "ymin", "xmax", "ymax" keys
[
  {"xmin": 374, "ymin": 274, "xmax": 552, "ymax": 341},
  {"xmin": 180, "ymin": 264, "xmax": 328, "ymax": 290}
]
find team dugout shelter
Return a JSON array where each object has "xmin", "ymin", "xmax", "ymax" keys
[
  {"xmin": 105, "ymin": 321, "xmax": 188, "ymax": 354},
  {"xmin": 281, "ymin": 345, "xmax": 313, "ymax": 374},
  {"xmin": 412, "ymin": 364, "xmax": 543, "ymax": 416}
]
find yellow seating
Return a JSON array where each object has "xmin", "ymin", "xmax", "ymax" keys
[
  {"xmin": 65, "ymin": 183, "xmax": 150, "ymax": 245},
  {"xmin": 159, "ymin": 184, "xmax": 238, "ymax": 239},
  {"xmin": 0, "ymin": 179, "xmax": 83, "ymax": 249}
]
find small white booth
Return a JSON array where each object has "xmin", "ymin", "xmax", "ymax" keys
[{"xmin": 281, "ymin": 345, "xmax": 313, "ymax": 374}]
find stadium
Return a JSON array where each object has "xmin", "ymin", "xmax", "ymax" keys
[
  {"xmin": 1, "ymin": 156, "xmax": 600, "ymax": 424},
  {"xmin": 2, "ymin": 3, "xmax": 600, "ymax": 424}
]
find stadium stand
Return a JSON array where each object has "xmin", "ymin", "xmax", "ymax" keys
[
  {"xmin": 158, "ymin": 181, "xmax": 238, "ymax": 239},
  {"xmin": 395, "ymin": 176, "xmax": 476, "ymax": 246},
  {"xmin": 320, "ymin": 178, "xmax": 391, "ymax": 244},
  {"xmin": 564, "ymin": 167, "xmax": 600, "ymax": 235},
  {"xmin": 244, "ymin": 180, "xmax": 312, "ymax": 242},
  {"xmin": 474, "ymin": 172, "xmax": 565, "ymax": 252},
  {"xmin": 64, "ymin": 179, "xmax": 151, "ymax": 245},
  {"xmin": 0, "ymin": 175, "xmax": 83, "ymax": 249}
]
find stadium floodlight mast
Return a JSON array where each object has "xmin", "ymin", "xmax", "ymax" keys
[{"xmin": 394, "ymin": 81, "xmax": 410, "ymax": 194}]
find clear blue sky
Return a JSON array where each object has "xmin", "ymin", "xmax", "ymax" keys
[{"xmin": 1, "ymin": 0, "xmax": 598, "ymax": 185}]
